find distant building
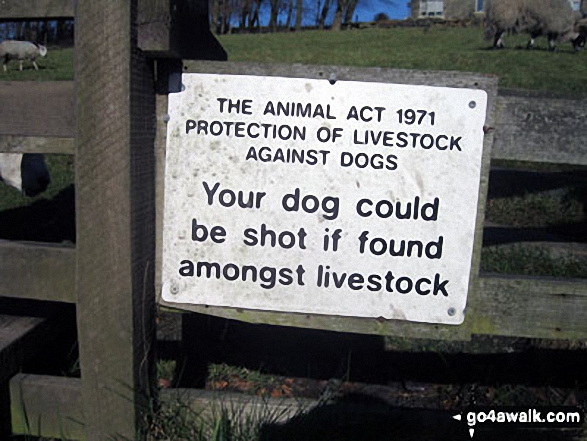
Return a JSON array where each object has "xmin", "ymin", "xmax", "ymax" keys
[
  {"xmin": 408, "ymin": 0, "xmax": 483, "ymax": 19},
  {"xmin": 409, "ymin": 0, "xmax": 584, "ymax": 20}
]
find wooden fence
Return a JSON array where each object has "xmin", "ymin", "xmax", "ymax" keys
[{"xmin": 0, "ymin": 0, "xmax": 586, "ymax": 439}]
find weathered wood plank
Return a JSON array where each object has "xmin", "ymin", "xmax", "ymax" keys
[
  {"xmin": 0, "ymin": 316, "xmax": 47, "ymax": 382},
  {"xmin": 474, "ymin": 274, "xmax": 587, "ymax": 340},
  {"xmin": 10, "ymin": 374, "xmax": 84, "ymax": 440},
  {"xmin": 160, "ymin": 61, "xmax": 499, "ymax": 341},
  {"xmin": 0, "ymin": 135, "xmax": 75, "ymax": 155},
  {"xmin": 75, "ymin": 0, "xmax": 157, "ymax": 438},
  {"xmin": 0, "ymin": 135, "xmax": 74, "ymax": 154},
  {"xmin": 183, "ymin": 61, "xmax": 499, "ymax": 104},
  {"xmin": 155, "ymin": 93, "xmax": 168, "ymax": 301},
  {"xmin": 0, "ymin": 82, "xmax": 75, "ymax": 138},
  {"xmin": 8, "ymin": 374, "xmax": 313, "ymax": 440},
  {"xmin": 493, "ymin": 91, "xmax": 587, "ymax": 166},
  {"xmin": 0, "ymin": 0, "xmax": 74, "ymax": 20},
  {"xmin": 0, "ymin": 315, "xmax": 52, "ymax": 437},
  {"xmin": 0, "ymin": 240, "xmax": 76, "ymax": 303},
  {"xmin": 162, "ymin": 274, "xmax": 587, "ymax": 340},
  {"xmin": 138, "ymin": 0, "xmax": 227, "ymax": 59}
]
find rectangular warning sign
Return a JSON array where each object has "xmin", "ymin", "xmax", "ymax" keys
[{"xmin": 161, "ymin": 73, "xmax": 487, "ymax": 325}]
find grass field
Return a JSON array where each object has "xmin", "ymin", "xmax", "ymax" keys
[
  {"xmin": 1, "ymin": 46, "xmax": 74, "ymax": 81},
  {"xmin": 1, "ymin": 26, "xmax": 586, "ymax": 94},
  {"xmin": 218, "ymin": 26, "xmax": 587, "ymax": 95}
]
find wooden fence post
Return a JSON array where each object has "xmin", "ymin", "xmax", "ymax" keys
[{"xmin": 75, "ymin": 0, "xmax": 157, "ymax": 438}]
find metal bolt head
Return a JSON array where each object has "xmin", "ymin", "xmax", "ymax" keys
[
  {"xmin": 170, "ymin": 284, "xmax": 179, "ymax": 295},
  {"xmin": 447, "ymin": 307, "xmax": 456, "ymax": 316},
  {"xmin": 469, "ymin": 101, "xmax": 476, "ymax": 109}
]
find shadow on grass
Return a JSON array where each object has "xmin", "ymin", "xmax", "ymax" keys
[
  {"xmin": 484, "ymin": 169, "xmax": 587, "ymax": 245},
  {"xmin": 180, "ymin": 313, "xmax": 587, "ymax": 389},
  {"xmin": 0, "ymin": 185, "xmax": 75, "ymax": 243},
  {"xmin": 260, "ymin": 394, "xmax": 468, "ymax": 441},
  {"xmin": 259, "ymin": 393, "xmax": 580, "ymax": 441},
  {"xmin": 487, "ymin": 169, "xmax": 587, "ymax": 199}
]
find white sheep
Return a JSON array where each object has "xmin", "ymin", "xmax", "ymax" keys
[
  {"xmin": 0, "ymin": 40, "xmax": 48, "ymax": 72},
  {"xmin": 485, "ymin": 0, "xmax": 586, "ymax": 51},
  {"xmin": 0, "ymin": 153, "xmax": 50, "ymax": 196}
]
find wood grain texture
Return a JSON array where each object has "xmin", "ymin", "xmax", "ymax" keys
[
  {"xmin": 159, "ymin": 61, "xmax": 499, "ymax": 341},
  {"xmin": 0, "ymin": 314, "xmax": 46, "ymax": 439},
  {"xmin": 163, "ymin": 273, "xmax": 587, "ymax": 340},
  {"xmin": 0, "ymin": 0, "xmax": 73, "ymax": 19},
  {"xmin": 75, "ymin": 0, "xmax": 157, "ymax": 439},
  {"xmin": 8, "ymin": 374, "xmax": 314, "ymax": 440},
  {"xmin": 10, "ymin": 374, "xmax": 84, "ymax": 440},
  {"xmin": 0, "ymin": 135, "xmax": 74, "ymax": 154},
  {"xmin": 138, "ymin": 0, "xmax": 227, "ymax": 59},
  {"xmin": 493, "ymin": 90, "xmax": 587, "ymax": 166},
  {"xmin": 0, "ymin": 240, "xmax": 76, "ymax": 303},
  {"xmin": 0, "ymin": 82, "xmax": 74, "ymax": 138},
  {"xmin": 0, "ymin": 315, "xmax": 46, "ymax": 381},
  {"xmin": 474, "ymin": 275, "xmax": 587, "ymax": 340},
  {"xmin": 0, "ymin": 315, "xmax": 50, "ymax": 437}
]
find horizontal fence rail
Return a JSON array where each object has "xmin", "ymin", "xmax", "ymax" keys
[
  {"xmin": 0, "ymin": 0, "xmax": 226, "ymax": 59},
  {"xmin": 160, "ymin": 274, "xmax": 587, "ymax": 340},
  {"xmin": 493, "ymin": 91, "xmax": 587, "ymax": 166},
  {"xmin": 475, "ymin": 275, "xmax": 587, "ymax": 340},
  {"xmin": 0, "ymin": 135, "xmax": 74, "ymax": 155},
  {"xmin": 0, "ymin": 82, "xmax": 74, "ymax": 140},
  {"xmin": 10, "ymin": 374, "xmax": 84, "ymax": 440},
  {"xmin": 0, "ymin": 0, "xmax": 74, "ymax": 20},
  {"xmin": 0, "ymin": 241, "xmax": 586, "ymax": 339},
  {"xmin": 0, "ymin": 241, "xmax": 75, "ymax": 303},
  {"xmin": 9, "ymin": 374, "xmax": 315, "ymax": 440},
  {"xmin": 1, "ymin": 77, "xmax": 585, "ymax": 165}
]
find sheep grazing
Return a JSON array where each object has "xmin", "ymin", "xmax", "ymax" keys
[
  {"xmin": 484, "ymin": 0, "xmax": 586, "ymax": 51},
  {"xmin": 0, "ymin": 40, "xmax": 48, "ymax": 72},
  {"xmin": 0, "ymin": 153, "xmax": 50, "ymax": 196}
]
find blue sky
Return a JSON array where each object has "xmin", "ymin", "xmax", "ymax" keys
[
  {"xmin": 354, "ymin": 0, "xmax": 410, "ymax": 21},
  {"xmin": 257, "ymin": 0, "xmax": 410, "ymax": 28},
  {"xmin": 295, "ymin": 0, "xmax": 410, "ymax": 26}
]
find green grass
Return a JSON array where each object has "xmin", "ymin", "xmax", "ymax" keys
[
  {"xmin": 145, "ymin": 391, "xmax": 303, "ymax": 441},
  {"xmin": 218, "ymin": 26, "xmax": 587, "ymax": 95},
  {"xmin": 481, "ymin": 245, "xmax": 587, "ymax": 278},
  {"xmin": 1, "ymin": 46, "xmax": 74, "ymax": 81},
  {"xmin": 3, "ymin": 27, "xmax": 586, "ymax": 95},
  {"xmin": 486, "ymin": 192, "xmax": 585, "ymax": 228}
]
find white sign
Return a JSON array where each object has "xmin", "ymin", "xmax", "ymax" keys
[{"xmin": 161, "ymin": 73, "xmax": 487, "ymax": 325}]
